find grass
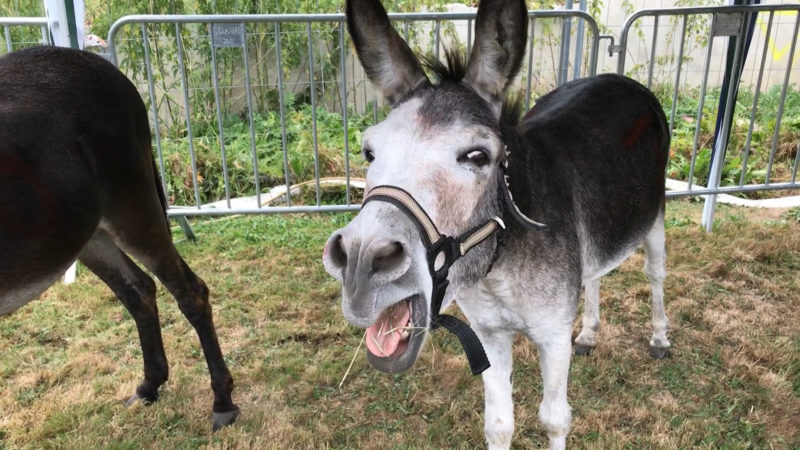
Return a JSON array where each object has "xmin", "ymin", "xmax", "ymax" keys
[{"xmin": 1, "ymin": 199, "xmax": 799, "ymax": 448}]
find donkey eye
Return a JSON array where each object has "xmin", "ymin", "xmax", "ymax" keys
[
  {"xmin": 459, "ymin": 148, "xmax": 490, "ymax": 167},
  {"xmin": 363, "ymin": 148, "xmax": 375, "ymax": 163}
]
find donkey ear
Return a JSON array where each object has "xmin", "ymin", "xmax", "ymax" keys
[
  {"xmin": 465, "ymin": 0, "xmax": 528, "ymax": 114},
  {"xmin": 346, "ymin": 0, "xmax": 430, "ymax": 105}
]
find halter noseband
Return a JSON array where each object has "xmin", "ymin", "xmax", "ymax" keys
[
  {"xmin": 361, "ymin": 185, "xmax": 502, "ymax": 375},
  {"xmin": 360, "ymin": 162, "xmax": 547, "ymax": 375}
]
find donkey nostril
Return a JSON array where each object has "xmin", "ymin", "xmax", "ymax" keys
[
  {"xmin": 328, "ymin": 234, "xmax": 348, "ymax": 269},
  {"xmin": 371, "ymin": 241, "xmax": 405, "ymax": 274}
]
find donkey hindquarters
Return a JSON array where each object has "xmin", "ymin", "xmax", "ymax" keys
[
  {"xmin": 506, "ymin": 74, "xmax": 671, "ymax": 362},
  {"xmin": 456, "ymin": 74, "xmax": 670, "ymax": 449},
  {"xmin": 521, "ymin": 74, "xmax": 671, "ymax": 359},
  {"xmin": 0, "ymin": 46, "xmax": 238, "ymax": 430}
]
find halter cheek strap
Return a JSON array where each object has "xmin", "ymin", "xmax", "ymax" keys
[{"xmin": 362, "ymin": 186, "xmax": 502, "ymax": 375}]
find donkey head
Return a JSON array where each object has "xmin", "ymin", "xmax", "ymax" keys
[{"xmin": 323, "ymin": 0, "xmax": 527, "ymax": 373}]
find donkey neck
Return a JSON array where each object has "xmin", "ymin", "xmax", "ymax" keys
[{"xmin": 500, "ymin": 120, "xmax": 579, "ymax": 244}]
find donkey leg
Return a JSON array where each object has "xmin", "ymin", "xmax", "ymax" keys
[
  {"xmin": 103, "ymin": 210, "xmax": 238, "ymax": 429},
  {"xmin": 477, "ymin": 329, "xmax": 516, "ymax": 450},
  {"xmin": 532, "ymin": 326, "xmax": 573, "ymax": 450},
  {"xmin": 573, "ymin": 279, "xmax": 600, "ymax": 356},
  {"xmin": 643, "ymin": 215, "xmax": 670, "ymax": 359},
  {"xmin": 78, "ymin": 231, "xmax": 168, "ymax": 404},
  {"xmin": 129, "ymin": 242, "xmax": 238, "ymax": 429}
]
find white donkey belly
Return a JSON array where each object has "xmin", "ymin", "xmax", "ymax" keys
[{"xmin": 580, "ymin": 241, "xmax": 641, "ymax": 284}]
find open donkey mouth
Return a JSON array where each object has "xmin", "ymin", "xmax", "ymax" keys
[{"xmin": 365, "ymin": 295, "xmax": 428, "ymax": 373}]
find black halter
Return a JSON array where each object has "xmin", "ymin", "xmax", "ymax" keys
[
  {"xmin": 361, "ymin": 185, "xmax": 501, "ymax": 375},
  {"xmin": 360, "ymin": 163, "xmax": 547, "ymax": 376}
]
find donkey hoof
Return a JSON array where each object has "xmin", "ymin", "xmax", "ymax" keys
[
  {"xmin": 125, "ymin": 391, "xmax": 158, "ymax": 408},
  {"xmin": 124, "ymin": 393, "xmax": 151, "ymax": 408},
  {"xmin": 573, "ymin": 343, "xmax": 594, "ymax": 356},
  {"xmin": 649, "ymin": 346, "xmax": 670, "ymax": 359},
  {"xmin": 125, "ymin": 393, "xmax": 140, "ymax": 408},
  {"xmin": 212, "ymin": 406, "xmax": 240, "ymax": 431}
]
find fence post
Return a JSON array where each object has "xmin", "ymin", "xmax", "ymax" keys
[
  {"xmin": 702, "ymin": 1, "xmax": 760, "ymax": 232},
  {"xmin": 43, "ymin": 0, "xmax": 82, "ymax": 49}
]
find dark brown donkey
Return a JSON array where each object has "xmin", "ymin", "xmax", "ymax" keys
[{"xmin": 0, "ymin": 46, "xmax": 238, "ymax": 430}]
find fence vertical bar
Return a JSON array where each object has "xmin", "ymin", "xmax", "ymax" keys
[
  {"xmin": 210, "ymin": 29, "xmax": 232, "ymax": 208},
  {"xmin": 525, "ymin": 17, "xmax": 535, "ymax": 111},
  {"xmin": 687, "ymin": 23, "xmax": 715, "ymax": 191},
  {"xmin": 141, "ymin": 24, "xmax": 168, "ymax": 204},
  {"xmin": 339, "ymin": 22, "xmax": 351, "ymax": 205},
  {"xmin": 466, "ymin": 18, "xmax": 472, "ymax": 56},
  {"xmin": 646, "ymin": 15, "xmax": 659, "ymax": 89},
  {"xmin": 558, "ymin": 0, "xmax": 573, "ymax": 86},
  {"xmin": 4, "ymin": 27, "xmax": 11, "ymax": 52},
  {"xmin": 587, "ymin": 18, "xmax": 598, "ymax": 76},
  {"xmin": 242, "ymin": 23, "xmax": 261, "ymax": 209},
  {"xmin": 739, "ymin": 10, "xmax": 773, "ymax": 187},
  {"xmin": 41, "ymin": 24, "xmax": 49, "ymax": 44},
  {"xmin": 434, "ymin": 19, "xmax": 440, "ymax": 60},
  {"xmin": 764, "ymin": 14, "xmax": 799, "ymax": 185},
  {"xmin": 667, "ymin": 15, "xmax": 688, "ymax": 141},
  {"xmin": 702, "ymin": 13, "xmax": 747, "ymax": 232},
  {"xmin": 307, "ymin": 22, "xmax": 322, "ymax": 206},
  {"xmin": 792, "ymin": 142, "xmax": 799, "ymax": 184},
  {"xmin": 275, "ymin": 22, "xmax": 292, "ymax": 206},
  {"xmin": 573, "ymin": 0, "xmax": 587, "ymax": 80},
  {"xmin": 175, "ymin": 23, "xmax": 202, "ymax": 209}
]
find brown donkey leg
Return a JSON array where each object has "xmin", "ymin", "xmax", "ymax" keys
[
  {"xmin": 162, "ymin": 256, "xmax": 240, "ymax": 430},
  {"xmin": 101, "ymin": 202, "xmax": 239, "ymax": 429},
  {"xmin": 119, "ymin": 232, "xmax": 238, "ymax": 429},
  {"xmin": 79, "ymin": 231, "xmax": 169, "ymax": 404}
]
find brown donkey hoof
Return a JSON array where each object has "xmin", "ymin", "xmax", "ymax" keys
[
  {"xmin": 573, "ymin": 344, "xmax": 594, "ymax": 356},
  {"xmin": 212, "ymin": 406, "xmax": 240, "ymax": 431},
  {"xmin": 649, "ymin": 346, "xmax": 670, "ymax": 359}
]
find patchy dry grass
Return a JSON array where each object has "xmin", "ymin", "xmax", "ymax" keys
[{"xmin": 1, "ymin": 199, "xmax": 798, "ymax": 449}]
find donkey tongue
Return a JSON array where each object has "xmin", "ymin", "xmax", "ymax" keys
[{"xmin": 365, "ymin": 302, "xmax": 411, "ymax": 357}]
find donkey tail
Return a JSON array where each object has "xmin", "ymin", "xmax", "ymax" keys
[{"xmin": 148, "ymin": 142, "xmax": 171, "ymax": 236}]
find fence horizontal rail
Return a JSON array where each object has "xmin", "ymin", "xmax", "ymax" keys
[{"xmin": 0, "ymin": 17, "xmax": 49, "ymax": 53}]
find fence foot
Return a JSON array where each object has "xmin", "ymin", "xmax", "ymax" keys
[
  {"xmin": 701, "ymin": 194, "xmax": 718, "ymax": 233},
  {"xmin": 175, "ymin": 216, "xmax": 197, "ymax": 241}
]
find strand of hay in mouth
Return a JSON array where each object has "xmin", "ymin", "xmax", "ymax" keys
[
  {"xmin": 370, "ymin": 334, "xmax": 387, "ymax": 356},
  {"xmin": 339, "ymin": 319, "xmax": 426, "ymax": 388},
  {"xmin": 372, "ymin": 321, "xmax": 388, "ymax": 356},
  {"xmin": 385, "ymin": 326, "xmax": 427, "ymax": 334},
  {"xmin": 339, "ymin": 333, "xmax": 365, "ymax": 390}
]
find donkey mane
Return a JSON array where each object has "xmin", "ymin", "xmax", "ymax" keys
[{"xmin": 419, "ymin": 48, "xmax": 524, "ymax": 128}]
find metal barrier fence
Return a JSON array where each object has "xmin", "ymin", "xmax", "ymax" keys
[
  {"xmin": 0, "ymin": 17, "xmax": 49, "ymax": 52},
  {"xmin": 3, "ymin": 6, "xmax": 797, "ymax": 225},
  {"xmin": 106, "ymin": 11, "xmax": 600, "ymax": 218},
  {"xmin": 614, "ymin": 4, "xmax": 799, "ymax": 202}
]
